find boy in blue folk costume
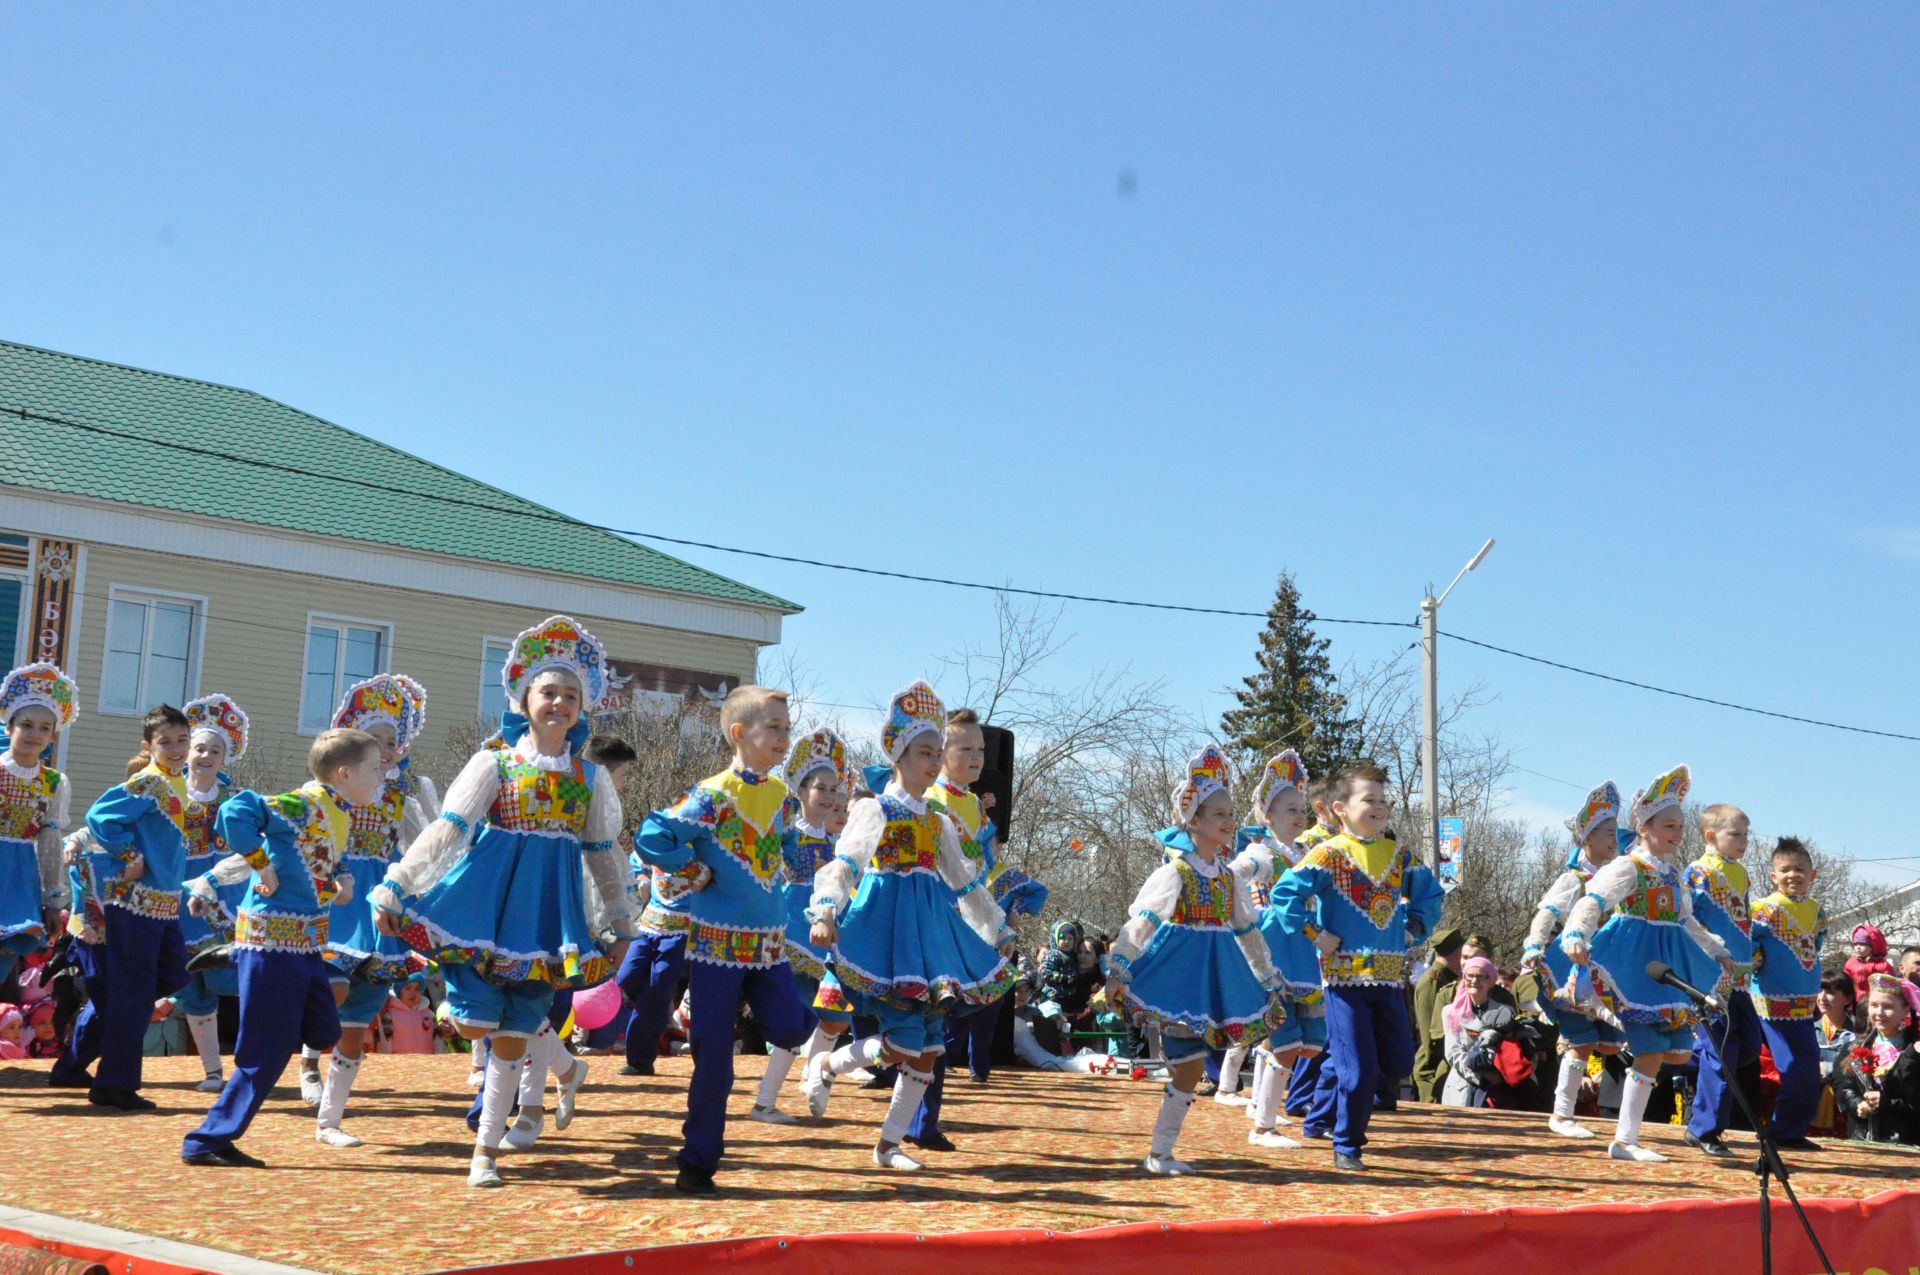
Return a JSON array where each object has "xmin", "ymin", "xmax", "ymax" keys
[
  {"xmin": 804, "ymin": 681, "xmax": 1017, "ymax": 1172},
  {"xmin": 74, "ymin": 703, "xmax": 196, "ymax": 1111},
  {"xmin": 1562, "ymin": 764, "xmax": 1737, "ymax": 1162},
  {"xmin": 635, "ymin": 685, "xmax": 817, "ymax": 1196},
  {"xmin": 370, "ymin": 616, "xmax": 639, "ymax": 1188},
  {"xmin": 181, "ymin": 728, "xmax": 383, "ymax": 1166},
  {"xmin": 1519, "ymin": 780, "xmax": 1628, "ymax": 1139},
  {"xmin": 1268, "ymin": 761, "xmax": 1444, "ymax": 1172},
  {"xmin": 615, "ymin": 854, "xmax": 700, "ymax": 1077},
  {"xmin": 1680, "ymin": 802, "xmax": 1759, "ymax": 1160},
  {"xmin": 905, "ymin": 707, "xmax": 1050, "ymax": 1153},
  {"xmin": 0, "ymin": 664, "xmax": 77, "ymax": 993},
  {"xmin": 1230, "ymin": 750, "xmax": 1326, "ymax": 1150},
  {"xmin": 1747, "ymin": 837, "xmax": 1827, "ymax": 1150},
  {"xmin": 174, "ymin": 694, "xmax": 251, "ymax": 1093},
  {"xmin": 1103, "ymin": 744, "xmax": 1287, "ymax": 1175},
  {"xmin": 306, "ymin": 674, "xmax": 439, "ymax": 1148},
  {"xmin": 771, "ymin": 727, "xmax": 854, "ymax": 1119}
]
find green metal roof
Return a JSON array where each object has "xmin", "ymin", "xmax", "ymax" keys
[{"xmin": 0, "ymin": 339, "xmax": 797, "ymax": 613}]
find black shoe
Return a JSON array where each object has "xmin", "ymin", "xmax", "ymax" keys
[
  {"xmin": 1302, "ymin": 1125, "xmax": 1330, "ymax": 1140},
  {"xmin": 1375, "ymin": 1100, "xmax": 1400, "ymax": 1113},
  {"xmin": 46, "ymin": 1070, "xmax": 93, "ymax": 1090},
  {"xmin": 619, "ymin": 1062, "xmax": 654, "ymax": 1077},
  {"xmin": 88, "ymin": 1087, "xmax": 157, "ymax": 1112},
  {"xmin": 905, "ymin": 1130, "xmax": 957, "ymax": 1152},
  {"xmin": 1333, "ymin": 1152, "xmax": 1367, "ymax": 1171},
  {"xmin": 967, "ymin": 1073, "xmax": 990, "ymax": 1085},
  {"xmin": 1195, "ymin": 1079, "xmax": 1218, "ymax": 1096},
  {"xmin": 1685, "ymin": 1131, "xmax": 1735, "ymax": 1159},
  {"xmin": 1775, "ymin": 1136, "xmax": 1823, "ymax": 1152},
  {"xmin": 182, "ymin": 1147, "xmax": 267, "ymax": 1168},
  {"xmin": 674, "ymin": 1165, "xmax": 717, "ymax": 1195},
  {"xmin": 185, "ymin": 944, "xmax": 234, "ymax": 975}
]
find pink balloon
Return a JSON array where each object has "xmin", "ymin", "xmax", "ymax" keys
[{"xmin": 571, "ymin": 979, "xmax": 624, "ymax": 1031}]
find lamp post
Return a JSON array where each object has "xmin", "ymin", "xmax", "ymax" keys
[{"xmin": 1420, "ymin": 538, "xmax": 1495, "ymax": 870}]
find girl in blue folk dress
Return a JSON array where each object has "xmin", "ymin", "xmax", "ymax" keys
[
  {"xmin": 770, "ymin": 727, "xmax": 852, "ymax": 1120},
  {"xmin": 369, "ymin": 616, "xmax": 638, "ymax": 1188},
  {"xmin": 175, "ymin": 693, "xmax": 251, "ymax": 1092},
  {"xmin": 0, "ymin": 664, "xmax": 77, "ymax": 989},
  {"xmin": 1105, "ymin": 744, "xmax": 1288, "ymax": 1177}
]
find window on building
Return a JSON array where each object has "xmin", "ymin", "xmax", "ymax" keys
[
  {"xmin": 99, "ymin": 587, "xmax": 203, "ymax": 715},
  {"xmin": 478, "ymin": 637, "xmax": 512, "ymax": 728},
  {"xmin": 300, "ymin": 615, "xmax": 391, "ymax": 733},
  {"xmin": 0, "ymin": 534, "xmax": 27, "ymax": 666}
]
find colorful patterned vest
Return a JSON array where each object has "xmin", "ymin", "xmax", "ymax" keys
[
  {"xmin": 1168, "ymin": 857, "xmax": 1233, "ymax": 928},
  {"xmin": 1751, "ymin": 894, "xmax": 1823, "ymax": 1020},
  {"xmin": 234, "ymin": 785, "xmax": 350, "ymax": 954},
  {"xmin": 342, "ymin": 772, "xmax": 411, "ymax": 864},
  {"xmin": 783, "ymin": 827, "xmax": 837, "ymax": 887},
  {"xmin": 871, "ymin": 796, "xmax": 946, "ymax": 875},
  {"xmin": 680, "ymin": 769, "xmax": 786, "ymax": 889},
  {"xmin": 929, "ymin": 781, "xmax": 989, "ymax": 873},
  {"xmin": 1689, "ymin": 851, "xmax": 1751, "ymax": 935},
  {"xmin": 489, "ymin": 750, "xmax": 592, "ymax": 837},
  {"xmin": 106, "ymin": 765, "xmax": 189, "ymax": 920},
  {"xmin": 0, "ymin": 764, "xmax": 62, "ymax": 842},
  {"xmin": 1305, "ymin": 833, "xmax": 1414, "ymax": 985},
  {"xmin": 1615, "ymin": 851, "xmax": 1684, "ymax": 923},
  {"xmin": 182, "ymin": 784, "xmax": 230, "ymax": 861}
]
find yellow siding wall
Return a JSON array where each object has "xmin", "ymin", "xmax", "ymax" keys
[{"xmin": 59, "ymin": 544, "xmax": 761, "ymax": 806}]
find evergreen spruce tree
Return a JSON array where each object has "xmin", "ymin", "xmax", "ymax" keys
[{"xmin": 1221, "ymin": 572, "xmax": 1362, "ymax": 776}]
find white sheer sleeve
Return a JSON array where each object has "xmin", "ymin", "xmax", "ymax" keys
[
  {"xmin": 203, "ymin": 853, "xmax": 255, "ymax": 888},
  {"xmin": 400, "ymin": 775, "xmax": 442, "ymax": 849},
  {"xmin": 937, "ymin": 813, "xmax": 1009, "ymax": 946},
  {"xmin": 810, "ymin": 797, "xmax": 882, "ymax": 921},
  {"xmin": 578, "ymin": 766, "xmax": 637, "ymax": 940},
  {"xmin": 34, "ymin": 775, "xmax": 72, "ymax": 904},
  {"xmin": 1564, "ymin": 855, "xmax": 1638, "ymax": 944},
  {"xmin": 1525, "ymin": 869, "xmax": 1585, "ymax": 953},
  {"xmin": 1108, "ymin": 861, "xmax": 1184, "ymax": 970},
  {"xmin": 1229, "ymin": 844, "xmax": 1276, "ymax": 896},
  {"xmin": 1226, "ymin": 866, "xmax": 1280, "ymax": 985},
  {"xmin": 379, "ymin": 751, "xmax": 499, "ymax": 901}
]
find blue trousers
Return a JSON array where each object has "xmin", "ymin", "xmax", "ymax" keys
[
  {"xmin": 50, "ymin": 938, "xmax": 106, "ymax": 1085},
  {"xmin": 618, "ymin": 931, "xmax": 686, "ymax": 1069},
  {"xmin": 1319, "ymin": 984, "xmax": 1414, "ymax": 1158},
  {"xmin": 1687, "ymin": 990, "xmax": 1762, "ymax": 1140},
  {"xmin": 183, "ymin": 950, "xmax": 340, "ymax": 1156},
  {"xmin": 1759, "ymin": 1018, "xmax": 1821, "ymax": 1141},
  {"xmin": 98, "ymin": 910, "xmax": 189, "ymax": 1092},
  {"xmin": 908, "ymin": 1000, "xmax": 1000, "ymax": 1140},
  {"xmin": 680, "ymin": 959, "xmax": 813, "ymax": 1173},
  {"xmin": 1286, "ymin": 1050, "xmax": 1324, "ymax": 1118}
]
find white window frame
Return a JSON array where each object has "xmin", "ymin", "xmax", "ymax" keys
[
  {"xmin": 0, "ymin": 567, "xmax": 26, "ymax": 668},
  {"xmin": 478, "ymin": 634, "xmax": 514, "ymax": 728},
  {"xmin": 96, "ymin": 584, "xmax": 208, "ymax": 718},
  {"xmin": 298, "ymin": 611, "xmax": 395, "ymax": 736}
]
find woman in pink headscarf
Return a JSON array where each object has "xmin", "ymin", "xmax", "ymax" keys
[{"xmin": 1442, "ymin": 957, "xmax": 1515, "ymax": 1107}]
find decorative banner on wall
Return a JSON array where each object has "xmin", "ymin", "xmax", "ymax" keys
[
  {"xmin": 29, "ymin": 539, "xmax": 79, "ymax": 668},
  {"xmin": 601, "ymin": 659, "xmax": 736, "ymax": 717}
]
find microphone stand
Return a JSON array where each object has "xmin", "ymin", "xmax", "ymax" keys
[{"xmin": 1694, "ymin": 989, "xmax": 1837, "ymax": 1275}]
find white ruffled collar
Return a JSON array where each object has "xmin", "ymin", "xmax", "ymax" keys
[
  {"xmin": 883, "ymin": 780, "xmax": 928, "ymax": 815},
  {"xmin": 1180, "ymin": 847, "xmax": 1226, "ymax": 876},
  {"xmin": 185, "ymin": 777, "xmax": 220, "ymax": 804},
  {"xmin": 2, "ymin": 755, "xmax": 41, "ymax": 781},
  {"xmin": 513, "ymin": 734, "xmax": 574, "ymax": 773},
  {"xmin": 793, "ymin": 817, "xmax": 829, "ymax": 839}
]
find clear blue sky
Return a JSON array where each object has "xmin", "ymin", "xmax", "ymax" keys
[{"xmin": 6, "ymin": 8, "xmax": 1917, "ymax": 887}]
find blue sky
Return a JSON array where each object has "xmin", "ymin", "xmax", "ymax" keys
[{"xmin": 5, "ymin": 7, "xmax": 1917, "ymax": 887}]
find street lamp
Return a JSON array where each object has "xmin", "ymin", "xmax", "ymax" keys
[{"xmin": 1420, "ymin": 538, "xmax": 1495, "ymax": 871}]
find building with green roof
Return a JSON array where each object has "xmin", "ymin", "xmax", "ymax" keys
[{"xmin": 0, "ymin": 338, "xmax": 799, "ymax": 801}]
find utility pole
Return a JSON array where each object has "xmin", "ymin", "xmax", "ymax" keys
[{"xmin": 1420, "ymin": 539, "xmax": 1495, "ymax": 871}]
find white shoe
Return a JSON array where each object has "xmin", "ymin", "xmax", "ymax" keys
[
  {"xmin": 468, "ymin": 1153, "xmax": 503, "ymax": 1188},
  {"xmin": 1549, "ymin": 1115, "xmax": 1596, "ymax": 1139},
  {"xmin": 299, "ymin": 1069, "xmax": 323, "ymax": 1107},
  {"xmin": 466, "ymin": 1068, "xmax": 485, "ymax": 1090},
  {"xmin": 315, "ymin": 1126, "xmax": 363, "ymax": 1148},
  {"xmin": 196, "ymin": 1073, "xmax": 225, "ymax": 1093},
  {"xmin": 844, "ymin": 1067, "xmax": 876, "ymax": 1083},
  {"xmin": 1213, "ymin": 1091, "xmax": 1250, "ymax": 1107},
  {"xmin": 1608, "ymin": 1141, "xmax": 1666, "ymax": 1163},
  {"xmin": 801, "ymin": 1058, "xmax": 832, "ymax": 1118},
  {"xmin": 748, "ymin": 1104, "xmax": 798, "ymax": 1125},
  {"xmin": 500, "ymin": 1112, "xmax": 545, "ymax": 1152},
  {"xmin": 1249, "ymin": 1129, "xmax": 1300, "ymax": 1149},
  {"xmin": 872, "ymin": 1145, "xmax": 924, "ymax": 1171},
  {"xmin": 1142, "ymin": 1153, "xmax": 1194, "ymax": 1176},
  {"xmin": 552, "ymin": 1059, "xmax": 588, "ymax": 1131}
]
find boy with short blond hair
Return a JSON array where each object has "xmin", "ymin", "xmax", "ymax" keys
[
  {"xmin": 1748, "ymin": 838, "xmax": 1827, "ymax": 1149},
  {"xmin": 181, "ymin": 729, "xmax": 384, "ymax": 1166},
  {"xmin": 1683, "ymin": 802, "xmax": 1759, "ymax": 1159},
  {"xmin": 635, "ymin": 684, "xmax": 814, "ymax": 1195}
]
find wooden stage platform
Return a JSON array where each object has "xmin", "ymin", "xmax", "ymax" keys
[{"xmin": 3, "ymin": 1054, "xmax": 1914, "ymax": 1274}]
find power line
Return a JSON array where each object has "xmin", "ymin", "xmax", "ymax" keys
[
  {"xmin": 1443, "ymin": 630, "xmax": 1920, "ymax": 745},
  {"xmin": 5, "ymin": 404, "xmax": 1406, "ymax": 627}
]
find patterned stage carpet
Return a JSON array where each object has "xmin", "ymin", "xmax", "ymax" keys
[{"xmin": 2, "ymin": 1054, "xmax": 1912, "ymax": 1274}]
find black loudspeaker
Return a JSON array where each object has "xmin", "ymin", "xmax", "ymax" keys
[{"xmin": 977, "ymin": 724, "xmax": 1016, "ymax": 840}]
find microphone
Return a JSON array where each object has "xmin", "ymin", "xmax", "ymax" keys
[{"xmin": 1646, "ymin": 960, "xmax": 1723, "ymax": 1014}]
